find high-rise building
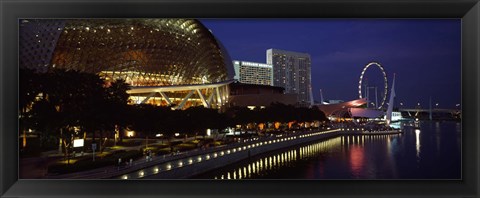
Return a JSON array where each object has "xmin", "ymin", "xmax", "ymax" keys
[
  {"xmin": 266, "ymin": 49, "xmax": 313, "ymax": 106},
  {"xmin": 233, "ymin": 60, "xmax": 273, "ymax": 86}
]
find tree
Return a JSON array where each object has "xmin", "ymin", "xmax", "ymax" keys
[
  {"xmin": 19, "ymin": 68, "xmax": 42, "ymax": 148},
  {"xmin": 225, "ymin": 106, "xmax": 253, "ymax": 134},
  {"xmin": 38, "ymin": 69, "xmax": 84, "ymax": 157},
  {"xmin": 28, "ymin": 99, "xmax": 62, "ymax": 150},
  {"xmin": 39, "ymin": 70, "xmax": 133, "ymax": 154},
  {"xmin": 183, "ymin": 106, "xmax": 224, "ymax": 138},
  {"xmin": 87, "ymin": 78, "xmax": 131, "ymax": 152},
  {"xmin": 23, "ymin": 69, "xmax": 132, "ymax": 156},
  {"xmin": 19, "ymin": 68, "xmax": 41, "ymax": 113},
  {"xmin": 129, "ymin": 104, "xmax": 174, "ymax": 152}
]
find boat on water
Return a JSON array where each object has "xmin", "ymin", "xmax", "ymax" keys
[
  {"xmin": 400, "ymin": 118, "xmax": 421, "ymax": 130},
  {"xmin": 387, "ymin": 111, "xmax": 413, "ymax": 122}
]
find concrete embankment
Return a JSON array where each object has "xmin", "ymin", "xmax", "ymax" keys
[
  {"xmin": 118, "ymin": 129, "xmax": 341, "ymax": 179},
  {"xmin": 339, "ymin": 129, "xmax": 403, "ymax": 136}
]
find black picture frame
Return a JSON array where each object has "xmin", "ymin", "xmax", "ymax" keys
[{"xmin": 1, "ymin": 0, "xmax": 479, "ymax": 197}]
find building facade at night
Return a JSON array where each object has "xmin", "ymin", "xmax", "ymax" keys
[
  {"xmin": 20, "ymin": 19, "xmax": 235, "ymax": 109},
  {"xmin": 266, "ymin": 49, "xmax": 313, "ymax": 107},
  {"xmin": 314, "ymin": 98, "xmax": 367, "ymax": 119},
  {"xmin": 233, "ymin": 60, "xmax": 273, "ymax": 86},
  {"xmin": 228, "ymin": 82, "xmax": 297, "ymax": 108}
]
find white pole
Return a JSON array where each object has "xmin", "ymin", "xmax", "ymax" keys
[
  {"xmin": 429, "ymin": 96, "xmax": 432, "ymax": 120},
  {"xmin": 367, "ymin": 87, "xmax": 370, "ymax": 108},
  {"xmin": 320, "ymin": 89, "xmax": 324, "ymax": 104}
]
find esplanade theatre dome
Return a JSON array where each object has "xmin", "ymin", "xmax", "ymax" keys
[{"xmin": 20, "ymin": 19, "xmax": 234, "ymax": 109}]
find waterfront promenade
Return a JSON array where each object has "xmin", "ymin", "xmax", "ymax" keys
[
  {"xmin": 46, "ymin": 127, "xmax": 402, "ymax": 179},
  {"xmin": 46, "ymin": 129, "xmax": 340, "ymax": 179}
]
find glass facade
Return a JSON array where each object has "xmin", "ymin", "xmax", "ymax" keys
[{"xmin": 20, "ymin": 19, "xmax": 234, "ymax": 87}]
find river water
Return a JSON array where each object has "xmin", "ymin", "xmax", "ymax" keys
[{"xmin": 193, "ymin": 121, "xmax": 461, "ymax": 179}]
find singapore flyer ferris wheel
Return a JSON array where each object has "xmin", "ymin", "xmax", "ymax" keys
[{"xmin": 358, "ymin": 61, "xmax": 388, "ymax": 109}]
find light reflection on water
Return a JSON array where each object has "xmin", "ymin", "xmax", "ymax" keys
[
  {"xmin": 349, "ymin": 145, "xmax": 364, "ymax": 177},
  {"xmin": 415, "ymin": 129, "xmax": 421, "ymax": 159},
  {"xmin": 198, "ymin": 121, "xmax": 460, "ymax": 179},
  {"xmin": 211, "ymin": 137, "xmax": 343, "ymax": 179}
]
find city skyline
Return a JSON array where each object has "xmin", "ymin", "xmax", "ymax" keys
[
  {"xmin": 201, "ymin": 19, "xmax": 461, "ymax": 108},
  {"xmin": 18, "ymin": 19, "xmax": 462, "ymax": 180}
]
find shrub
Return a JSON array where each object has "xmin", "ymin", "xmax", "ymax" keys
[
  {"xmin": 174, "ymin": 143, "xmax": 197, "ymax": 152},
  {"xmin": 156, "ymin": 147, "xmax": 172, "ymax": 155},
  {"xmin": 47, "ymin": 150, "xmax": 142, "ymax": 174}
]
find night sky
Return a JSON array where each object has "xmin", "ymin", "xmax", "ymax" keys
[{"xmin": 200, "ymin": 19, "xmax": 461, "ymax": 109}]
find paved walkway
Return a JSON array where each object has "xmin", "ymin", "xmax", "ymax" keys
[
  {"xmin": 21, "ymin": 136, "xmax": 221, "ymax": 179},
  {"xmin": 46, "ymin": 129, "xmax": 334, "ymax": 179},
  {"xmin": 47, "ymin": 142, "xmax": 236, "ymax": 179},
  {"xmin": 24, "ymin": 129, "xmax": 348, "ymax": 179}
]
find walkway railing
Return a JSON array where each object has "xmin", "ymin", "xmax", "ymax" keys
[
  {"xmin": 118, "ymin": 129, "xmax": 340, "ymax": 179},
  {"xmin": 48, "ymin": 126, "xmax": 401, "ymax": 179}
]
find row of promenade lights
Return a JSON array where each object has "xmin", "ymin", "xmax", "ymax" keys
[{"xmin": 122, "ymin": 129, "xmax": 339, "ymax": 179}]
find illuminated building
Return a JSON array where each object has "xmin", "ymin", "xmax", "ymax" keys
[
  {"xmin": 233, "ymin": 60, "xmax": 273, "ymax": 86},
  {"xmin": 266, "ymin": 49, "xmax": 313, "ymax": 107},
  {"xmin": 315, "ymin": 98, "xmax": 368, "ymax": 118},
  {"xmin": 20, "ymin": 19, "xmax": 234, "ymax": 109},
  {"xmin": 327, "ymin": 100, "xmax": 344, "ymax": 104}
]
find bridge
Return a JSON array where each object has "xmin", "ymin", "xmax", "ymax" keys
[
  {"xmin": 398, "ymin": 108, "xmax": 461, "ymax": 119},
  {"xmin": 399, "ymin": 108, "xmax": 460, "ymax": 114}
]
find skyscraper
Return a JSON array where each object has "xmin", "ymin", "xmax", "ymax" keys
[
  {"xmin": 266, "ymin": 49, "xmax": 312, "ymax": 106},
  {"xmin": 233, "ymin": 60, "xmax": 273, "ymax": 86}
]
